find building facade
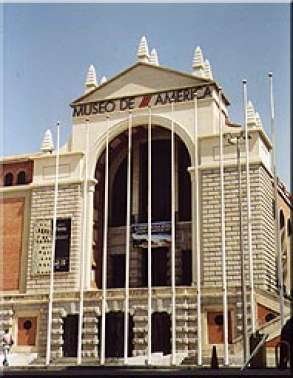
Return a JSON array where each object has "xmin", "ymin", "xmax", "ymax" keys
[{"xmin": 0, "ymin": 37, "xmax": 291, "ymax": 366}]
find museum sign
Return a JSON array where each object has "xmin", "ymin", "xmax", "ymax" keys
[{"xmin": 72, "ymin": 85, "xmax": 212, "ymax": 118}]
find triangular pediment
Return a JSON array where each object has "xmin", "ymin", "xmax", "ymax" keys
[{"xmin": 72, "ymin": 62, "xmax": 212, "ymax": 105}]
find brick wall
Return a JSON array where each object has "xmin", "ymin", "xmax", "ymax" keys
[
  {"xmin": 257, "ymin": 303, "xmax": 278, "ymax": 327},
  {"xmin": 0, "ymin": 197, "xmax": 25, "ymax": 290},
  {"xmin": 26, "ymin": 184, "xmax": 82, "ymax": 293},
  {"xmin": 0, "ymin": 161, "xmax": 33, "ymax": 186}
]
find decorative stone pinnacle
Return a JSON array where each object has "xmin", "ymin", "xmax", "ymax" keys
[
  {"xmin": 204, "ymin": 59, "xmax": 213, "ymax": 80},
  {"xmin": 255, "ymin": 112, "xmax": 263, "ymax": 128},
  {"xmin": 85, "ymin": 64, "xmax": 97, "ymax": 92},
  {"xmin": 192, "ymin": 46, "xmax": 205, "ymax": 78},
  {"xmin": 41, "ymin": 129, "xmax": 54, "ymax": 153},
  {"xmin": 137, "ymin": 35, "xmax": 150, "ymax": 63},
  {"xmin": 149, "ymin": 48, "xmax": 159, "ymax": 65},
  {"xmin": 100, "ymin": 75, "xmax": 107, "ymax": 85},
  {"xmin": 247, "ymin": 100, "xmax": 257, "ymax": 126},
  {"xmin": 192, "ymin": 46, "xmax": 204, "ymax": 69}
]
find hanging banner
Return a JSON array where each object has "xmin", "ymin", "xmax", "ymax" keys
[
  {"xmin": 132, "ymin": 221, "xmax": 171, "ymax": 248},
  {"xmin": 72, "ymin": 85, "xmax": 212, "ymax": 118}
]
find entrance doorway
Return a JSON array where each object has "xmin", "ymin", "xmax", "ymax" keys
[
  {"xmin": 63, "ymin": 314, "xmax": 78, "ymax": 357},
  {"xmin": 142, "ymin": 247, "xmax": 168, "ymax": 287},
  {"xmin": 99, "ymin": 312, "xmax": 134, "ymax": 358},
  {"xmin": 93, "ymin": 126, "xmax": 192, "ymax": 290},
  {"xmin": 151, "ymin": 312, "xmax": 171, "ymax": 355}
]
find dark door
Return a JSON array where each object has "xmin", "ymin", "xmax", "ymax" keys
[
  {"xmin": 142, "ymin": 247, "xmax": 168, "ymax": 287},
  {"xmin": 109, "ymin": 254, "xmax": 125, "ymax": 288},
  {"xmin": 99, "ymin": 312, "xmax": 134, "ymax": 358},
  {"xmin": 63, "ymin": 314, "xmax": 78, "ymax": 357},
  {"xmin": 181, "ymin": 250, "xmax": 192, "ymax": 285},
  {"xmin": 151, "ymin": 312, "xmax": 171, "ymax": 355}
]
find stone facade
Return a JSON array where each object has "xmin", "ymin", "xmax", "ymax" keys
[
  {"xmin": 201, "ymin": 163, "xmax": 278, "ymax": 292},
  {"xmin": 26, "ymin": 184, "xmax": 82, "ymax": 293},
  {"xmin": 0, "ymin": 53, "xmax": 291, "ymax": 367}
]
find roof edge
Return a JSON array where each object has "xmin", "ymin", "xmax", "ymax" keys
[{"xmin": 71, "ymin": 61, "xmax": 229, "ymax": 106}]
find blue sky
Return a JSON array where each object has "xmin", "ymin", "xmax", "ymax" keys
[{"xmin": 2, "ymin": 3, "xmax": 290, "ymax": 187}]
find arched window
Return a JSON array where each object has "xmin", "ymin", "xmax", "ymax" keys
[
  {"xmin": 287, "ymin": 219, "xmax": 292, "ymax": 237},
  {"xmin": 4, "ymin": 172, "xmax": 13, "ymax": 186},
  {"xmin": 279, "ymin": 210, "xmax": 285, "ymax": 229},
  {"xmin": 265, "ymin": 312, "xmax": 276, "ymax": 323},
  {"xmin": 17, "ymin": 171, "xmax": 26, "ymax": 185}
]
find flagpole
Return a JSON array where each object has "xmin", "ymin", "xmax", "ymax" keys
[
  {"xmin": 242, "ymin": 80, "xmax": 256, "ymax": 334},
  {"xmin": 147, "ymin": 106, "xmax": 152, "ymax": 366},
  {"xmin": 219, "ymin": 89, "xmax": 229, "ymax": 366},
  {"xmin": 124, "ymin": 111, "xmax": 132, "ymax": 365},
  {"xmin": 170, "ymin": 99, "xmax": 176, "ymax": 366},
  {"xmin": 77, "ymin": 119, "xmax": 90, "ymax": 365},
  {"xmin": 193, "ymin": 96, "xmax": 202, "ymax": 366},
  {"xmin": 100, "ymin": 115, "xmax": 110, "ymax": 365},
  {"xmin": 268, "ymin": 72, "xmax": 285, "ymax": 328},
  {"xmin": 45, "ymin": 121, "xmax": 60, "ymax": 366},
  {"xmin": 237, "ymin": 135, "xmax": 249, "ymax": 363}
]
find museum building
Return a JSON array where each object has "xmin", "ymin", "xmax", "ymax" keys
[{"xmin": 0, "ymin": 36, "xmax": 292, "ymax": 365}]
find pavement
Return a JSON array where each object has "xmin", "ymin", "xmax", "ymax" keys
[{"xmin": 1, "ymin": 366, "xmax": 292, "ymax": 377}]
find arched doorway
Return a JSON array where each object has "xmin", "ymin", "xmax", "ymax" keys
[
  {"xmin": 151, "ymin": 312, "xmax": 171, "ymax": 355},
  {"xmin": 93, "ymin": 125, "xmax": 192, "ymax": 289},
  {"xmin": 98, "ymin": 311, "xmax": 134, "ymax": 358}
]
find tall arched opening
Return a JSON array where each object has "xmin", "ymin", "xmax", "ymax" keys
[{"xmin": 92, "ymin": 125, "xmax": 192, "ymax": 289}]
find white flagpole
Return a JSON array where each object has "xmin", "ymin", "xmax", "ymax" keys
[
  {"xmin": 268, "ymin": 72, "xmax": 285, "ymax": 328},
  {"xmin": 77, "ymin": 119, "xmax": 90, "ymax": 365},
  {"xmin": 45, "ymin": 121, "xmax": 60, "ymax": 366},
  {"xmin": 124, "ymin": 111, "xmax": 132, "ymax": 364},
  {"xmin": 194, "ymin": 96, "xmax": 202, "ymax": 366},
  {"xmin": 147, "ymin": 106, "xmax": 152, "ymax": 366},
  {"xmin": 170, "ymin": 99, "xmax": 176, "ymax": 366},
  {"xmin": 100, "ymin": 115, "xmax": 110, "ymax": 365},
  {"xmin": 242, "ymin": 80, "xmax": 256, "ymax": 334},
  {"xmin": 219, "ymin": 89, "xmax": 229, "ymax": 366}
]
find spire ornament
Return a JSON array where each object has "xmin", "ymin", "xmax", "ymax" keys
[
  {"xmin": 204, "ymin": 59, "xmax": 213, "ymax": 80},
  {"xmin": 149, "ymin": 48, "xmax": 159, "ymax": 65},
  {"xmin": 255, "ymin": 112, "xmax": 263, "ymax": 128},
  {"xmin": 192, "ymin": 46, "xmax": 205, "ymax": 77},
  {"xmin": 247, "ymin": 100, "xmax": 257, "ymax": 127},
  {"xmin": 41, "ymin": 129, "xmax": 54, "ymax": 153},
  {"xmin": 137, "ymin": 35, "xmax": 150, "ymax": 63},
  {"xmin": 100, "ymin": 76, "xmax": 107, "ymax": 85},
  {"xmin": 85, "ymin": 64, "xmax": 97, "ymax": 93}
]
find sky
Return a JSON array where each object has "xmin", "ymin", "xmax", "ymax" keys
[{"xmin": 2, "ymin": 2, "xmax": 291, "ymax": 187}]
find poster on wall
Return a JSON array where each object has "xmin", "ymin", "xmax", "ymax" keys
[{"xmin": 54, "ymin": 218, "xmax": 71, "ymax": 272}]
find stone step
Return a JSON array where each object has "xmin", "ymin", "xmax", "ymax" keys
[{"xmin": 0, "ymin": 352, "xmax": 38, "ymax": 366}]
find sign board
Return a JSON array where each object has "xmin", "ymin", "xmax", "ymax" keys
[
  {"xmin": 54, "ymin": 218, "xmax": 71, "ymax": 272},
  {"xmin": 132, "ymin": 221, "xmax": 171, "ymax": 248},
  {"xmin": 72, "ymin": 85, "xmax": 212, "ymax": 118}
]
